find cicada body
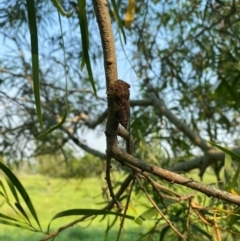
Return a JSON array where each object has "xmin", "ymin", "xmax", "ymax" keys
[{"xmin": 108, "ymin": 79, "xmax": 130, "ymax": 129}]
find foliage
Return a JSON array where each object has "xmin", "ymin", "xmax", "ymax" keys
[
  {"xmin": 1, "ymin": 0, "xmax": 240, "ymax": 240},
  {"xmin": 37, "ymin": 153, "xmax": 105, "ymax": 178}
]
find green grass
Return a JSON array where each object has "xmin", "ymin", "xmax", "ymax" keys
[
  {"xmin": 0, "ymin": 170, "xmax": 219, "ymax": 241},
  {"xmin": 0, "ymin": 174, "xmax": 155, "ymax": 241}
]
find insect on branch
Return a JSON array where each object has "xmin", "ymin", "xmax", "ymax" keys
[
  {"xmin": 105, "ymin": 79, "xmax": 131, "ymax": 210},
  {"xmin": 107, "ymin": 79, "xmax": 131, "ymax": 131}
]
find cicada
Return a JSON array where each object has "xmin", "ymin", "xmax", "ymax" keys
[{"xmin": 108, "ymin": 79, "xmax": 130, "ymax": 129}]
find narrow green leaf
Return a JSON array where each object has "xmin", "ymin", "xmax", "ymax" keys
[
  {"xmin": 224, "ymin": 154, "xmax": 232, "ymax": 191},
  {"xmin": 104, "ymin": 216, "xmax": 118, "ymax": 241},
  {"xmin": 118, "ymin": 27, "xmax": 138, "ymax": 77},
  {"xmin": 0, "ymin": 219, "xmax": 34, "ymax": 231},
  {"xmin": 0, "ymin": 213, "xmax": 21, "ymax": 222},
  {"xmin": 191, "ymin": 223, "xmax": 212, "ymax": 239},
  {"xmin": 36, "ymin": 12, "xmax": 68, "ymax": 138},
  {"xmin": 210, "ymin": 142, "xmax": 240, "ymax": 194},
  {"xmin": 77, "ymin": 0, "xmax": 97, "ymax": 96},
  {"xmin": 26, "ymin": 0, "xmax": 42, "ymax": 127},
  {"xmin": 0, "ymin": 162, "xmax": 42, "ymax": 230},
  {"xmin": 48, "ymin": 209, "xmax": 134, "ymax": 232},
  {"xmin": 6, "ymin": 178, "xmax": 19, "ymax": 203},
  {"xmin": 221, "ymin": 79, "xmax": 240, "ymax": 109},
  {"xmin": 229, "ymin": 207, "xmax": 240, "ymax": 227},
  {"xmin": 104, "ymin": 217, "xmax": 110, "ymax": 241},
  {"xmin": 110, "ymin": 0, "xmax": 126, "ymax": 43},
  {"xmin": 36, "ymin": 112, "xmax": 67, "ymax": 139},
  {"xmin": 0, "ymin": 191, "xmax": 5, "ymax": 198},
  {"xmin": 229, "ymin": 164, "xmax": 240, "ymax": 193},
  {"xmin": 159, "ymin": 226, "xmax": 170, "ymax": 241},
  {"xmin": 209, "ymin": 141, "xmax": 240, "ymax": 162},
  {"xmin": 51, "ymin": 0, "xmax": 75, "ymax": 17},
  {"xmin": 134, "ymin": 215, "xmax": 145, "ymax": 225},
  {"xmin": 0, "ymin": 180, "xmax": 9, "ymax": 200},
  {"xmin": 80, "ymin": 55, "xmax": 86, "ymax": 70},
  {"xmin": 134, "ymin": 207, "xmax": 158, "ymax": 225},
  {"xmin": 15, "ymin": 202, "xmax": 31, "ymax": 224},
  {"xmin": 106, "ymin": 215, "xmax": 118, "ymax": 232}
]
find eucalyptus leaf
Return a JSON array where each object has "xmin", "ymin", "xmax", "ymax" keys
[
  {"xmin": 209, "ymin": 142, "xmax": 240, "ymax": 162},
  {"xmin": 0, "ymin": 219, "xmax": 35, "ymax": 231},
  {"xmin": 48, "ymin": 208, "xmax": 134, "ymax": 231},
  {"xmin": 0, "ymin": 162, "xmax": 41, "ymax": 230},
  {"xmin": 26, "ymin": 0, "xmax": 42, "ymax": 127},
  {"xmin": 77, "ymin": 0, "xmax": 97, "ymax": 96}
]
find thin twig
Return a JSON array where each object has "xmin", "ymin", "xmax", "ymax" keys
[
  {"xmin": 116, "ymin": 177, "xmax": 135, "ymax": 241},
  {"xmin": 143, "ymin": 174, "xmax": 194, "ymax": 202},
  {"xmin": 93, "ymin": 0, "xmax": 122, "ymax": 213},
  {"xmin": 86, "ymin": 109, "xmax": 108, "ymax": 128},
  {"xmin": 105, "ymin": 156, "xmax": 123, "ymax": 210},
  {"xmin": 60, "ymin": 126, "xmax": 106, "ymax": 159},
  {"xmin": 135, "ymin": 175, "xmax": 187, "ymax": 241},
  {"xmin": 147, "ymin": 89, "xmax": 209, "ymax": 152},
  {"xmin": 214, "ymin": 211, "xmax": 221, "ymax": 241}
]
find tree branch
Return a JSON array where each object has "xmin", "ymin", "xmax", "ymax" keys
[
  {"xmin": 60, "ymin": 126, "xmax": 106, "ymax": 159},
  {"xmin": 93, "ymin": 0, "xmax": 118, "ymax": 88},
  {"xmin": 86, "ymin": 109, "xmax": 108, "ymax": 128},
  {"xmin": 93, "ymin": 0, "xmax": 120, "ymax": 209},
  {"xmin": 130, "ymin": 99, "xmax": 153, "ymax": 107},
  {"xmin": 136, "ymin": 175, "xmax": 187, "ymax": 241},
  {"xmin": 111, "ymin": 146, "xmax": 240, "ymax": 206},
  {"xmin": 150, "ymin": 92, "xmax": 210, "ymax": 152},
  {"xmin": 169, "ymin": 147, "xmax": 240, "ymax": 176},
  {"xmin": 143, "ymin": 80, "xmax": 209, "ymax": 152}
]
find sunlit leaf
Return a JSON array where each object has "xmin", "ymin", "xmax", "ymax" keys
[
  {"xmin": 127, "ymin": 204, "xmax": 138, "ymax": 215},
  {"xmin": 124, "ymin": 0, "xmax": 135, "ymax": 29},
  {"xmin": 0, "ymin": 219, "xmax": 34, "ymax": 231},
  {"xmin": 6, "ymin": 178, "xmax": 19, "ymax": 203},
  {"xmin": 230, "ymin": 188, "xmax": 239, "ymax": 195},
  {"xmin": 0, "ymin": 191, "xmax": 5, "ymax": 198},
  {"xmin": 15, "ymin": 202, "xmax": 31, "ymax": 224},
  {"xmin": 0, "ymin": 180, "xmax": 8, "ymax": 200},
  {"xmin": 134, "ymin": 207, "xmax": 158, "ymax": 225},
  {"xmin": 0, "ymin": 213, "xmax": 20, "ymax": 222},
  {"xmin": 0, "ymin": 162, "xmax": 42, "ymax": 230}
]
